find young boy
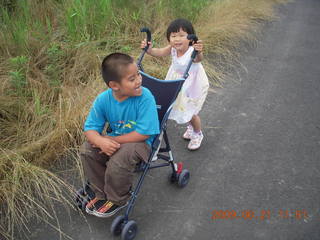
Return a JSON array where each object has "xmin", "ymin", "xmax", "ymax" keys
[{"xmin": 80, "ymin": 53, "xmax": 160, "ymax": 218}]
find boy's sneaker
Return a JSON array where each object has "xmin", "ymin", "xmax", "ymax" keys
[
  {"xmin": 85, "ymin": 197, "xmax": 107, "ymax": 214},
  {"xmin": 92, "ymin": 201, "xmax": 128, "ymax": 218},
  {"xmin": 183, "ymin": 125, "xmax": 193, "ymax": 140},
  {"xmin": 188, "ymin": 131, "xmax": 204, "ymax": 150}
]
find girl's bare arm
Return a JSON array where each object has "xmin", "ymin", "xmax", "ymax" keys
[
  {"xmin": 194, "ymin": 51, "xmax": 204, "ymax": 63},
  {"xmin": 141, "ymin": 39, "xmax": 171, "ymax": 57},
  {"xmin": 148, "ymin": 45, "xmax": 172, "ymax": 57}
]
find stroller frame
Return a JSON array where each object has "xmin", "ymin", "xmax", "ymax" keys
[{"xmin": 76, "ymin": 28, "xmax": 199, "ymax": 240}]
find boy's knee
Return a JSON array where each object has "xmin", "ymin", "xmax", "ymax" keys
[
  {"xmin": 80, "ymin": 141, "xmax": 104, "ymax": 163},
  {"xmin": 109, "ymin": 142, "xmax": 150, "ymax": 169}
]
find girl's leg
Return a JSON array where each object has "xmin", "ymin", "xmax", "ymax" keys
[
  {"xmin": 188, "ymin": 115, "xmax": 204, "ymax": 150},
  {"xmin": 183, "ymin": 123, "xmax": 193, "ymax": 140},
  {"xmin": 183, "ymin": 115, "xmax": 201, "ymax": 140},
  {"xmin": 190, "ymin": 115, "xmax": 201, "ymax": 132}
]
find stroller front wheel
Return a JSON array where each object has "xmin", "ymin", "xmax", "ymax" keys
[
  {"xmin": 111, "ymin": 215, "xmax": 125, "ymax": 236},
  {"xmin": 121, "ymin": 220, "xmax": 138, "ymax": 240}
]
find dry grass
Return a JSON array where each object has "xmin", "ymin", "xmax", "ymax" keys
[
  {"xmin": 0, "ymin": 0, "xmax": 288, "ymax": 238},
  {"xmin": 0, "ymin": 43, "xmax": 102, "ymax": 238},
  {"xmin": 0, "ymin": 152, "xmax": 76, "ymax": 239},
  {"xmin": 196, "ymin": 0, "xmax": 290, "ymax": 86}
]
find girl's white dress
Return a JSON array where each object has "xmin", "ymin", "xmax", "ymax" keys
[{"xmin": 165, "ymin": 46, "xmax": 209, "ymax": 124}]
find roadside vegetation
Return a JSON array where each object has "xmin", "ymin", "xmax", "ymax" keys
[{"xmin": 0, "ymin": 0, "xmax": 288, "ymax": 238}]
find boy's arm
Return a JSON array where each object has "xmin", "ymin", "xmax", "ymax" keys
[
  {"xmin": 107, "ymin": 131, "xmax": 149, "ymax": 144},
  {"xmin": 85, "ymin": 130, "xmax": 120, "ymax": 156}
]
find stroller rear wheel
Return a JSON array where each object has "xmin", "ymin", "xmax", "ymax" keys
[
  {"xmin": 75, "ymin": 188, "xmax": 89, "ymax": 211},
  {"xmin": 177, "ymin": 169, "xmax": 190, "ymax": 188},
  {"xmin": 75, "ymin": 182, "xmax": 95, "ymax": 211}
]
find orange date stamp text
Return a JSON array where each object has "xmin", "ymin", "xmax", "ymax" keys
[{"xmin": 211, "ymin": 209, "xmax": 309, "ymax": 221}]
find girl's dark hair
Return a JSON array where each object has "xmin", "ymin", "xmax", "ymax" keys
[
  {"xmin": 101, "ymin": 53, "xmax": 134, "ymax": 86},
  {"xmin": 166, "ymin": 18, "xmax": 195, "ymax": 44}
]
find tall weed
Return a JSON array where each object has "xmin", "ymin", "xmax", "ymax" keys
[{"xmin": 8, "ymin": 56, "xmax": 29, "ymax": 96}]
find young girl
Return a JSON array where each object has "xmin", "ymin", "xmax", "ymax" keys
[{"xmin": 141, "ymin": 18, "xmax": 209, "ymax": 150}]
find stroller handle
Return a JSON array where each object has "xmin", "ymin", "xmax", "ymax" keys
[
  {"xmin": 137, "ymin": 27, "xmax": 152, "ymax": 71},
  {"xmin": 182, "ymin": 34, "xmax": 199, "ymax": 79},
  {"xmin": 141, "ymin": 27, "xmax": 152, "ymax": 51},
  {"xmin": 187, "ymin": 34, "xmax": 199, "ymax": 60},
  {"xmin": 187, "ymin": 34, "xmax": 198, "ymax": 43},
  {"xmin": 137, "ymin": 29, "xmax": 199, "ymax": 80}
]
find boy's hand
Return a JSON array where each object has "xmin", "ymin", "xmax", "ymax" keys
[
  {"xmin": 193, "ymin": 39, "xmax": 203, "ymax": 53},
  {"xmin": 140, "ymin": 39, "xmax": 152, "ymax": 53},
  {"xmin": 98, "ymin": 137, "xmax": 120, "ymax": 156}
]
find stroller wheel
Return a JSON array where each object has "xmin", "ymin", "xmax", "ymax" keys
[
  {"xmin": 111, "ymin": 215, "xmax": 125, "ymax": 236},
  {"xmin": 121, "ymin": 220, "xmax": 138, "ymax": 240},
  {"xmin": 75, "ymin": 188, "xmax": 89, "ymax": 211},
  {"xmin": 84, "ymin": 183, "xmax": 95, "ymax": 199},
  {"xmin": 177, "ymin": 169, "xmax": 190, "ymax": 188}
]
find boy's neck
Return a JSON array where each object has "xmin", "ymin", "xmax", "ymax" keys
[{"xmin": 112, "ymin": 90, "xmax": 129, "ymax": 102}]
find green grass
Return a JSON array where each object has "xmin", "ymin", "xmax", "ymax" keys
[
  {"xmin": 0, "ymin": 0, "xmax": 288, "ymax": 238},
  {"xmin": 8, "ymin": 56, "xmax": 29, "ymax": 96}
]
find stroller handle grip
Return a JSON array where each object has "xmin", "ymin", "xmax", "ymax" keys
[
  {"xmin": 187, "ymin": 34, "xmax": 199, "ymax": 60},
  {"xmin": 187, "ymin": 34, "xmax": 198, "ymax": 43},
  {"xmin": 141, "ymin": 27, "xmax": 152, "ymax": 51},
  {"xmin": 137, "ymin": 27, "xmax": 152, "ymax": 71},
  {"xmin": 182, "ymin": 34, "xmax": 199, "ymax": 79}
]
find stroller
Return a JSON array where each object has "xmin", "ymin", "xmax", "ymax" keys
[{"xmin": 76, "ymin": 28, "xmax": 199, "ymax": 240}]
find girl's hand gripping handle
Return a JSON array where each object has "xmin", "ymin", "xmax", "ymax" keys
[
  {"xmin": 187, "ymin": 34, "xmax": 199, "ymax": 60},
  {"xmin": 182, "ymin": 34, "xmax": 200, "ymax": 79},
  {"xmin": 141, "ymin": 27, "xmax": 152, "ymax": 52}
]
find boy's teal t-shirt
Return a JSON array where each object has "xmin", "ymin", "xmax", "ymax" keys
[{"xmin": 84, "ymin": 87, "xmax": 160, "ymax": 146}]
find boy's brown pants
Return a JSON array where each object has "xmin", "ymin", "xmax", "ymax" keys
[{"xmin": 80, "ymin": 141, "xmax": 150, "ymax": 206}]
